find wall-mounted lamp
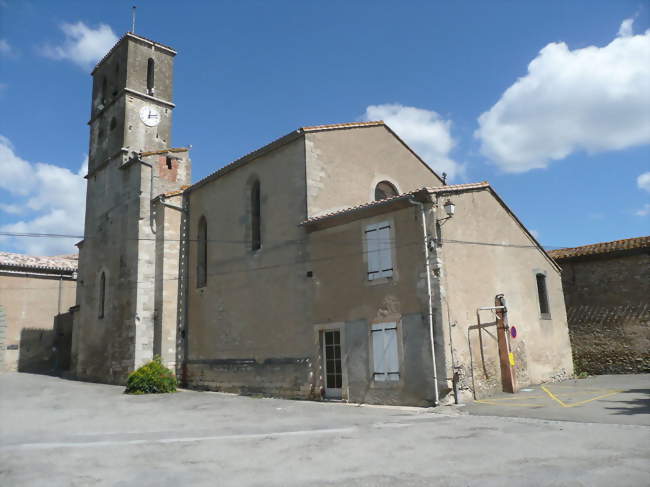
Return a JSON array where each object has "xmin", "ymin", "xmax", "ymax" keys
[
  {"xmin": 437, "ymin": 199, "xmax": 456, "ymax": 222},
  {"xmin": 443, "ymin": 199, "xmax": 455, "ymax": 218}
]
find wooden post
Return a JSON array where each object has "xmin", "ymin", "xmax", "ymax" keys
[{"xmin": 495, "ymin": 294, "xmax": 517, "ymax": 393}]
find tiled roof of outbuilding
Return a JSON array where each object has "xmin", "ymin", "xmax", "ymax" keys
[
  {"xmin": 548, "ymin": 236, "xmax": 650, "ymax": 260},
  {"xmin": 0, "ymin": 252, "xmax": 78, "ymax": 272},
  {"xmin": 300, "ymin": 182, "xmax": 490, "ymax": 225}
]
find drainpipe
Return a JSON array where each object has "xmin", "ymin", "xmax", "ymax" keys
[{"xmin": 409, "ymin": 198, "xmax": 440, "ymax": 406}]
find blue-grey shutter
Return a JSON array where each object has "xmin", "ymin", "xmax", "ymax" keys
[
  {"xmin": 371, "ymin": 323, "xmax": 386, "ymax": 380},
  {"xmin": 366, "ymin": 225, "xmax": 380, "ymax": 280},
  {"xmin": 377, "ymin": 224, "xmax": 393, "ymax": 278},
  {"xmin": 384, "ymin": 324, "xmax": 399, "ymax": 381}
]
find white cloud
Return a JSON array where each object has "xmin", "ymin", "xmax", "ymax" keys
[
  {"xmin": 0, "ymin": 39, "xmax": 11, "ymax": 55},
  {"xmin": 41, "ymin": 21, "xmax": 118, "ymax": 70},
  {"xmin": 476, "ymin": 17, "xmax": 650, "ymax": 173},
  {"xmin": 618, "ymin": 17, "xmax": 635, "ymax": 37},
  {"xmin": 0, "ymin": 203, "xmax": 25, "ymax": 215},
  {"xmin": 0, "ymin": 135, "xmax": 36, "ymax": 195},
  {"xmin": 637, "ymin": 172, "xmax": 650, "ymax": 192},
  {"xmin": 635, "ymin": 203, "xmax": 650, "ymax": 217},
  {"xmin": 529, "ymin": 229, "xmax": 540, "ymax": 239},
  {"xmin": 0, "ymin": 136, "xmax": 86, "ymax": 255},
  {"xmin": 361, "ymin": 104, "xmax": 463, "ymax": 180}
]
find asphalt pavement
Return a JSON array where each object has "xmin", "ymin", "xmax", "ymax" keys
[
  {"xmin": 1, "ymin": 372, "xmax": 648, "ymax": 486},
  {"xmin": 464, "ymin": 373, "xmax": 650, "ymax": 425}
]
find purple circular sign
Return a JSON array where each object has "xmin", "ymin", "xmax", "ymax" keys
[{"xmin": 510, "ymin": 326, "xmax": 517, "ymax": 338}]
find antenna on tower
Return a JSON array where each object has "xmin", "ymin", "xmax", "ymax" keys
[{"xmin": 131, "ymin": 6, "xmax": 137, "ymax": 33}]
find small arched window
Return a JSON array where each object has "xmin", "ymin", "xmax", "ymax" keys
[
  {"xmin": 536, "ymin": 273, "xmax": 550, "ymax": 317},
  {"xmin": 98, "ymin": 272, "xmax": 106, "ymax": 319},
  {"xmin": 147, "ymin": 58, "xmax": 155, "ymax": 94},
  {"xmin": 374, "ymin": 181, "xmax": 399, "ymax": 201},
  {"xmin": 251, "ymin": 181, "xmax": 261, "ymax": 251},
  {"xmin": 197, "ymin": 216, "xmax": 207, "ymax": 288},
  {"xmin": 110, "ymin": 117, "xmax": 117, "ymax": 131}
]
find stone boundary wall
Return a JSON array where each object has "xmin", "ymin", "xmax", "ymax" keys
[{"xmin": 567, "ymin": 303, "xmax": 650, "ymax": 374}]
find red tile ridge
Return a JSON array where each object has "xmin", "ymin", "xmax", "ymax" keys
[
  {"xmin": 301, "ymin": 182, "xmax": 490, "ymax": 225},
  {"xmin": 548, "ymin": 235, "xmax": 650, "ymax": 260}
]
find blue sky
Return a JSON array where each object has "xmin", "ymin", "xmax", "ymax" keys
[{"xmin": 0, "ymin": 0, "xmax": 648, "ymax": 255}]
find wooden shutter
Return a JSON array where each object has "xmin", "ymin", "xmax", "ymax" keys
[
  {"xmin": 383, "ymin": 325, "xmax": 399, "ymax": 381},
  {"xmin": 365, "ymin": 226, "xmax": 380, "ymax": 280},
  {"xmin": 376, "ymin": 224, "xmax": 393, "ymax": 278},
  {"xmin": 371, "ymin": 322, "xmax": 399, "ymax": 381},
  {"xmin": 371, "ymin": 323, "xmax": 386, "ymax": 380},
  {"xmin": 365, "ymin": 222, "xmax": 393, "ymax": 280}
]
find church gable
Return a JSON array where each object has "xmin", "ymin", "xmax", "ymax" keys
[{"xmin": 304, "ymin": 123, "xmax": 443, "ymax": 218}]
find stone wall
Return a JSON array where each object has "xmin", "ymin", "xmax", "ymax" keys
[
  {"xmin": 0, "ymin": 271, "xmax": 76, "ymax": 373},
  {"xmin": 558, "ymin": 251, "xmax": 650, "ymax": 374}
]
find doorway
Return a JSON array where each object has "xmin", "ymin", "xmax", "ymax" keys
[{"xmin": 322, "ymin": 330, "xmax": 342, "ymax": 399}]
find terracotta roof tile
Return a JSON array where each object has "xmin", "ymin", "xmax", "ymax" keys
[
  {"xmin": 162, "ymin": 185, "xmax": 190, "ymax": 197},
  {"xmin": 300, "ymin": 182, "xmax": 490, "ymax": 225},
  {"xmin": 140, "ymin": 147, "xmax": 189, "ymax": 157},
  {"xmin": 0, "ymin": 252, "xmax": 78, "ymax": 272},
  {"xmin": 301, "ymin": 121, "xmax": 385, "ymax": 132},
  {"xmin": 548, "ymin": 236, "xmax": 650, "ymax": 260}
]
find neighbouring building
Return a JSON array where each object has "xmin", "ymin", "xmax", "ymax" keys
[
  {"xmin": 71, "ymin": 32, "xmax": 574, "ymax": 405},
  {"xmin": 0, "ymin": 252, "xmax": 77, "ymax": 373},
  {"xmin": 549, "ymin": 236, "xmax": 650, "ymax": 375}
]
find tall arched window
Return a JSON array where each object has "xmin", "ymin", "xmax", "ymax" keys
[
  {"xmin": 375, "ymin": 181, "xmax": 398, "ymax": 201},
  {"xmin": 536, "ymin": 273, "xmax": 550, "ymax": 317},
  {"xmin": 197, "ymin": 216, "xmax": 207, "ymax": 288},
  {"xmin": 251, "ymin": 181, "xmax": 261, "ymax": 250},
  {"xmin": 98, "ymin": 272, "xmax": 106, "ymax": 319},
  {"xmin": 100, "ymin": 76, "xmax": 107, "ymax": 105},
  {"xmin": 147, "ymin": 58, "xmax": 155, "ymax": 94}
]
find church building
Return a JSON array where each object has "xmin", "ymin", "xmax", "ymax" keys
[{"xmin": 72, "ymin": 32, "xmax": 573, "ymax": 405}]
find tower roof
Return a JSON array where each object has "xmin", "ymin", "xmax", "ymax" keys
[{"xmin": 91, "ymin": 32, "xmax": 176, "ymax": 75}]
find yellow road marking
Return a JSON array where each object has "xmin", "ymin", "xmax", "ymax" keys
[
  {"xmin": 541, "ymin": 385, "xmax": 622, "ymax": 408},
  {"xmin": 541, "ymin": 385, "xmax": 567, "ymax": 407},
  {"xmin": 563, "ymin": 390, "xmax": 623, "ymax": 408}
]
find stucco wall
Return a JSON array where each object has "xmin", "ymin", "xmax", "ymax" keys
[
  {"xmin": 557, "ymin": 252, "xmax": 650, "ymax": 374},
  {"xmin": 305, "ymin": 126, "xmax": 442, "ymax": 217},
  {"xmin": 436, "ymin": 189, "xmax": 573, "ymax": 398},
  {"xmin": 185, "ymin": 137, "xmax": 314, "ymax": 395},
  {"xmin": 0, "ymin": 272, "xmax": 76, "ymax": 372},
  {"xmin": 309, "ymin": 206, "xmax": 438, "ymax": 406}
]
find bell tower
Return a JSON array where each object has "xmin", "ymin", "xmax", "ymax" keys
[
  {"xmin": 88, "ymin": 32, "xmax": 175, "ymax": 171},
  {"xmin": 73, "ymin": 33, "xmax": 191, "ymax": 384}
]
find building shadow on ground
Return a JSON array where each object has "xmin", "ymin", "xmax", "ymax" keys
[{"xmin": 605, "ymin": 389, "xmax": 650, "ymax": 416}]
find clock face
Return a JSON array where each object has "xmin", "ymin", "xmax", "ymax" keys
[{"xmin": 139, "ymin": 105, "xmax": 161, "ymax": 127}]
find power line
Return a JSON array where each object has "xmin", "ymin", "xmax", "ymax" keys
[{"xmin": 0, "ymin": 230, "xmax": 569, "ymax": 250}]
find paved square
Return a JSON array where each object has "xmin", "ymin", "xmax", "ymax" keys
[
  {"xmin": 1, "ymin": 373, "xmax": 649, "ymax": 486},
  {"xmin": 465, "ymin": 374, "xmax": 650, "ymax": 424}
]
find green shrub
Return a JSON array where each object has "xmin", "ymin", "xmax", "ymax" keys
[{"xmin": 125, "ymin": 356, "xmax": 177, "ymax": 394}]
